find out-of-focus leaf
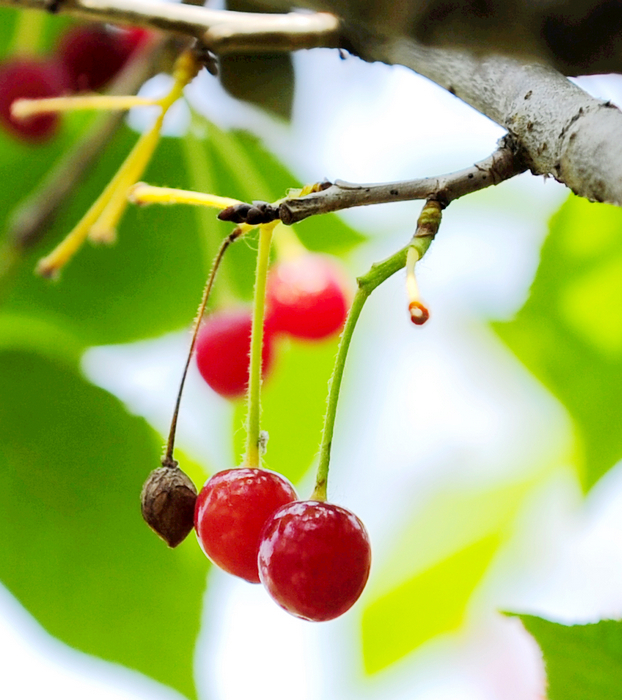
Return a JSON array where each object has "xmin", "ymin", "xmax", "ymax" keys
[
  {"xmin": 4, "ymin": 128, "xmax": 209, "ymax": 346},
  {"xmin": 494, "ymin": 195, "xmax": 622, "ymax": 490},
  {"xmin": 220, "ymin": 53, "xmax": 295, "ymax": 120},
  {"xmin": 0, "ymin": 8, "xmax": 73, "ymax": 60},
  {"xmin": 361, "ymin": 476, "xmax": 540, "ymax": 674},
  {"xmin": 0, "ymin": 343, "xmax": 208, "ymax": 699},
  {"xmin": 516, "ymin": 614, "xmax": 622, "ymax": 699},
  {"xmin": 232, "ymin": 335, "xmax": 339, "ymax": 484},
  {"xmin": 362, "ymin": 535, "xmax": 500, "ymax": 674},
  {"xmin": 220, "ymin": 0, "xmax": 294, "ymax": 120}
]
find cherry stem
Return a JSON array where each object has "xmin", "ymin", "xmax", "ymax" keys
[
  {"xmin": 243, "ymin": 221, "xmax": 277, "ymax": 468},
  {"xmin": 163, "ymin": 227, "xmax": 244, "ymax": 467},
  {"xmin": 311, "ymin": 199, "xmax": 441, "ymax": 501}
]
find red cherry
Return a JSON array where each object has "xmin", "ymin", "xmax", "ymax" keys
[
  {"xmin": 258, "ymin": 500, "xmax": 371, "ymax": 621},
  {"xmin": 0, "ymin": 59, "xmax": 68, "ymax": 142},
  {"xmin": 195, "ymin": 308, "xmax": 275, "ymax": 399},
  {"xmin": 266, "ymin": 254, "xmax": 349, "ymax": 340},
  {"xmin": 195, "ymin": 468, "xmax": 298, "ymax": 583},
  {"xmin": 58, "ymin": 24, "xmax": 149, "ymax": 92}
]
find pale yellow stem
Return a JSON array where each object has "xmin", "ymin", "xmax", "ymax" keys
[
  {"xmin": 12, "ymin": 95, "xmax": 160, "ymax": 120},
  {"xmin": 128, "ymin": 183, "xmax": 242, "ymax": 210},
  {"xmin": 89, "ymin": 113, "xmax": 165, "ymax": 243},
  {"xmin": 405, "ymin": 245, "xmax": 421, "ymax": 302},
  {"xmin": 272, "ymin": 222, "xmax": 307, "ymax": 261}
]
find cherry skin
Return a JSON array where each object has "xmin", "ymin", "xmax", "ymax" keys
[
  {"xmin": 195, "ymin": 468, "xmax": 298, "ymax": 583},
  {"xmin": 58, "ymin": 24, "xmax": 149, "ymax": 92},
  {"xmin": 0, "ymin": 59, "xmax": 68, "ymax": 142},
  {"xmin": 258, "ymin": 500, "xmax": 372, "ymax": 621},
  {"xmin": 265, "ymin": 254, "xmax": 349, "ymax": 340},
  {"xmin": 195, "ymin": 308, "xmax": 275, "ymax": 399}
]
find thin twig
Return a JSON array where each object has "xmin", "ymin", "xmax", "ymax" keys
[
  {"xmin": 279, "ymin": 138, "xmax": 527, "ymax": 225},
  {"xmin": 164, "ymin": 227, "xmax": 244, "ymax": 466}
]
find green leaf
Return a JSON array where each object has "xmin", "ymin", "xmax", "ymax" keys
[
  {"xmin": 494, "ymin": 194, "xmax": 622, "ymax": 490},
  {"xmin": 516, "ymin": 615, "xmax": 622, "ymax": 700},
  {"xmin": 3, "ymin": 128, "xmax": 209, "ymax": 346},
  {"xmin": 220, "ymin": 53, "xmax": 295, "ymax": 121},
  {"xmin": 0, "ymin": 7, "xmax": 73, "ymax": 59},
  {"xmin": 232, "ymin": 336, "xmax": 339, "ymax": 484},
  {"xmin": 362, "ymin": 535, "xmax": 501, "ymax": 674},
  {"xmin": 0, "ymin": 342, "xmax": 209, "ymax": 699},
  {"xmin": 220, "ymin": 0, "xmax": 294, "ymax": 120},
  {"xmin": 361, "ymin": 475, "xmax": 544, "ymax": 674}
]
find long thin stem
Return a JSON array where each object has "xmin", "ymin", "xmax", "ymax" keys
[
  {"xmin": 243, "ymin": 221, "xmax": 277, "ymax": 468},
  {"xmin": 163, "ymin": 227, "xmax": 244, "ymax": 466},
  {"xmin": 311, "ymin": 208, "xmax": 437, "ymax": 501}
]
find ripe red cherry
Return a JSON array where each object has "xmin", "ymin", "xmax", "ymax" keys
[
  {"xmin": 195, "ymin": 308, "xmax": 275, "ymax": 399},
  {"xmin": 195, "ymin": 468, "xmax": 297, "ymax": 583},
  {"xmin": 0, "ymin": 59, "xmax": 68, "ymax": 142},
  {"xmin": 58, "ymin": 24, "xmax": 149, "ymax": 92},
  {"xmin": 266, "ymin": 254, "xmax": 349, "ymax": 340},
  {"xmin": 258, "ymin": 500, "xmax": 371, "ymax": 621}
]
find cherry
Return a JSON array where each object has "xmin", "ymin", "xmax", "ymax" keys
[
  {"xmin": 258, "ymin": 500, "xmax": 371, "ymax": 621},
  {"xmin": 0, "ymin": 59, "xmax": 68, "ymax": 142},
  {"xmin": 195, "ymin": 308, "xmax": 275, "ymax": 399},
  {"xmin": 194, "ymin": 468, "xmax": 298, "ymax": 583},
  {"xmin": 58, "ymin": 24, "xmax": 149, "ymax": 92},
  {"xmin": 265, "ymin": 254, "xmax": 349, "ymax": 340}
]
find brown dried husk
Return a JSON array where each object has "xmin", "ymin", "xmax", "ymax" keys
[{"xmin": 141, "ymin": 466, "xmax": 197, "ymax": 547}]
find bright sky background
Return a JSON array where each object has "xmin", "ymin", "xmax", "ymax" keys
[{"xmin": 4, "ymin": 30, "xmax": 622, "ymax": 700}]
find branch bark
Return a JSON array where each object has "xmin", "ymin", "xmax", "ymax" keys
[
  {"xmin": 0, "ymin": 0, "xmax": 341, "ymax": 51},
  {"xmin": 279, "ymin": 139, "xmax": 526, "ymax": 224},
  {"xmin": 368, "ymin": 36, "xmax": 622, "ymax": 206},
  {"xmin": 2, "ymin": 0, "xmax": 622, "ymax": 207}
]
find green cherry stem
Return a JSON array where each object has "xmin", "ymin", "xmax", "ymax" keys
[
  {"xmin": 311, "ymin": 200, "xmax": 441, "ymax": 501},
  {"xmin": 244, "ymin": 221, "xmax": 277, "ymax": 468}
]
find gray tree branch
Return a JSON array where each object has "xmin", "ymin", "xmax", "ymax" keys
[
  {"xmin": 1, "ymin": 0, "xmax": 622, "ymax": 207},
  {"xmin": 279, "ymin": 139, "xmax": 526, "ymax": 224}
]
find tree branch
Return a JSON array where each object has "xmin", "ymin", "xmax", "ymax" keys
[
  {"xmin": 0, "ymin": 0, "xmax": 341, "ymax": 53},
  {"xmin": 279, "ymin": 138, "xmax": 526, "ymax": 224},
  {"xmin": 366, "ymin": 36, "xmax": 622, "ymax": 207},
  {"xmin": 212, "ymin": 138, "xmax": 526, "ymax": 226},
  {"xmin": 2, "ymin": 0, "xmax": 622, "ymax": 208}
]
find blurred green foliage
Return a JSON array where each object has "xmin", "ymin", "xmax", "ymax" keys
[{"xmin": 495, "ymin": 195, "xmax": 622, "ymax": 491}]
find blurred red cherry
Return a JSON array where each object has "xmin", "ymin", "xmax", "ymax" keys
[
  {"xmin": 0, "ymin": 58, "xmax": 68, "ymax": 142},
  {"xmin": 195, "ymin": 308, "xmax": 275, "ymax": 399},
  {"xmin": 58, "ymin": 24, "xmax": 150, "ymax": 92},
  {"xmin": 266, "ymin": 254, "xmax": 349, "ymax": 340}
]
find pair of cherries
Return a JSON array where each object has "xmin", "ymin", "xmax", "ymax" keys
[
  {"xmin": 0, "ymin": 23, "xmax": 149, "ymax": 142},
  {"xmin": 195, "ymin": 253, "xmax": 349, "ymax": 398},
  {"xmin": 194, "ymin": 467, "xmax": 371, "ymax": 622}
]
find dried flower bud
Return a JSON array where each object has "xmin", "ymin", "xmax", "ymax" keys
[
  {"xmin": 141, "ymin": 466, "xmax": 197, "ymax": 547},
  {"xmin": 409, "ymin": 300, "xmax": 430, "ymax": 325}
]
